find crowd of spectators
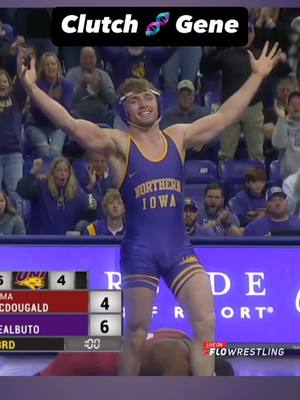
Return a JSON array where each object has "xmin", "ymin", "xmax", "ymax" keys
[{"xmin": 1, "ymin": 8, "xmax": 300, "ymax": 238}]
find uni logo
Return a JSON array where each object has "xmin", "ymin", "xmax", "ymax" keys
[
  {"xmin": 145, "ymin": 12, "xmax": 170, "ymax": 37},
  {"xmin": 15, "ymin": 272, "xmax": 46, "ymax": 290}
]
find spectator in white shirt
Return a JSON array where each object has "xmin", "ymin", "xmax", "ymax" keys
[{"xmin": 283, "ymin": 167, "xmax": 300, "ymax": 216}]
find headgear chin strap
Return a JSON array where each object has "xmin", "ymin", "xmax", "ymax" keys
[
  {"xmin": 118, "ymin": 89, "xmax": 162, "ymax": 127},
  {"xmin": 128, "ymin": 117, "xmax": 162, "ymax": 131}
]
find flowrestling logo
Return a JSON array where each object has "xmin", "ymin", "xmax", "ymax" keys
[
  {"xmin": 203, "ymin": 342, "xmax": 286, "ymax": 357},
  {"xmin": 145, "ymin": 12, "xmax": 170, "ymax": 37},
  {"xmin": 52, "ymin": 7, "xmax": 248, "ymax": 46}
]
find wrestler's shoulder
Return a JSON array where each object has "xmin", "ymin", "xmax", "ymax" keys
[
  {"xmin": 164, "ymin": 125, "xmax": 186, "ymax": 157},
  {"xmin": 105, "ymin": 128, "xmax": 130, "ymax": 156}
]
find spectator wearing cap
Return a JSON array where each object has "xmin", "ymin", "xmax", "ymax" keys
[
  {"xmin": 160, "ymin": 80, "xmax": 211, "ymax": 159},
  {"xmin": 160, "ymin": 80, "xmax": 209, "ymax": 129},
  {"xmin": 184, "ymin": 198, "xmax": 216, "ymax": 238},
  {"xmin": 272, "ymin": 91, "xmax": 300, "ymax": 178},
  {"xmin": 244, "ymin": 186, "xmax": 300, "ymax": 236},
  {"xmin": 200, "ymin": 182, "xmax": 242, "ymax": 236},
  {"xmin": 229, "ymin": 167, "xmax": 267, "ymax": 227}
]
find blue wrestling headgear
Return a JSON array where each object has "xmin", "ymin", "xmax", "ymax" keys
[{"xmin": 118, "ymin": 89, "xmax": 162, "ymax": 126}]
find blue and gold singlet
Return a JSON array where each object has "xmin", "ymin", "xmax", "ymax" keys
[{"xmin": 119, "ymin": 132, "xmax": 205, "ymax": 296}]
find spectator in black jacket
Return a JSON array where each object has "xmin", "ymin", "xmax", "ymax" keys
[{"xmin": 201, "ymin": 19, "xmax": 291, "ymax": 162}]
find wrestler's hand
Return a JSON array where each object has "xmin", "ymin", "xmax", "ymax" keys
[{"xmin": 248, "ymin": 41, "xmax": 281, "ymax": 79}]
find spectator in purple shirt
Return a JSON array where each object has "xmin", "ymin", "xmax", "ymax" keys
[
  {"xmin": 244, "ymin": 186, "xmax": 300, "ymax": 236},
  {"xmin": 25, "ymin": 52, "xmax": 74, "ymax": 160},
  {"xmin": 0, "ymin": 69, "xmax": 26, "ymax": 199},
  {"xmin": 229, "ymin": 167, "xmax": 267, "ymax": 226},
  {"xmin": 184, "ymin": 198, "xmax": 216, "ymax": 238},
  {"xmin": 99, "ymin": 47, "xmax": 177, "ymax": 89},
  {"xmin": 83, "ymin": 189, "xmax": 125, "ymax": 237},
  {"xmin": 16, "ymin": 157, "xmax": 89, "ymax": 235},
  {"xmin": 200, "ymin": 182, "xmax": 242, "ymax": 236}
]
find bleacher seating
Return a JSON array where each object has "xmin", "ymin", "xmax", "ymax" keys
[
  {"xmin": 184, "ymin": 183, "xmax": 207, "ymax": 212},
  {"xmin": 184, "ymin": 160, "xmax": 218, "ymax": 184}
]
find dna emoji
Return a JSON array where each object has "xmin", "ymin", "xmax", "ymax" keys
[{"xmin": 145, "ymin": 12, "xmax": 170, "ymax": 37}]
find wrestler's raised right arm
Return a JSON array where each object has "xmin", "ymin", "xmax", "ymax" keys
[{"xmin": 17, "ymin": 52, "xmax": 120, "ymax": 155}]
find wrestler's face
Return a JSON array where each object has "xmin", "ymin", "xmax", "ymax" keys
[
  {"xmin": 106, "ymin": 198, "xmax": 124, "ymax": 219},
  {"xmin": 90, "ymin": 154, "xmax": 108, "ymax": 177},
  {"xmin": 184, "ymin": 207, "xmax": 198, "ymax": 227},
  {"xmin": 0, "ymin": 73, "xmax": 11, "ymax": 97},
  {"xmin": 0, "ymin": 192, "xmax": 7, "ymax": 215},
  {"xmin": 126, "ymin": 91, "xmax": 159, "ymax": 128},
  {"xmin": 288, "ymin": 96, "xmax": 300, "ymax": 120},
  {"xmin": 247, "ymin": 180, "xmax": 266, "ymax": 197},
  {"xmin": 53, "ymin": 161, "xmax": 70, "ymax": 188},
  {"xmin": 205, "ymin": 189, "xmax": 224, "ymax": 215},
  {"xmin": 267, "ymin": 196, "xmax": 288, "ymax": 219}
]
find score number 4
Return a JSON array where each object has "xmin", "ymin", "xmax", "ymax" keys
[{"xmin": 100, "ymin": 297, "xmax": 110, "ymax": 333}]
